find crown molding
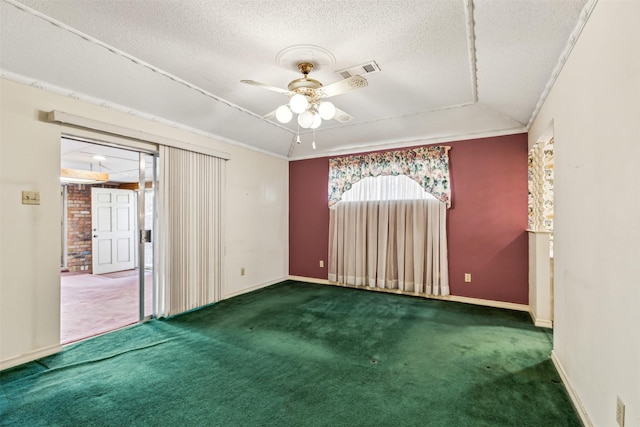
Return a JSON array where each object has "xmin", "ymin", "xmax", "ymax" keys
[
  {"xmin": 1, "ymin": 70, "xmax": 290, "ymax": 161},
  {"xmin": 526, "ymin": 0, "xmax": 599, "ymax": 130},
  {"xmin": 464, "ymin": 0, "xmax": 479, "ymax": 103}
]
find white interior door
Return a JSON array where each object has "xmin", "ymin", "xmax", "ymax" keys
[{"xmin": 92, "ymin": 188, "xmax": 136, "ymax": 274}]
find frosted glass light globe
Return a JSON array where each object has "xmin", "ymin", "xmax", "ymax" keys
[
  {"xmin": 318, "ymin": 101, "xmax": 336, "ymax": 120},
  {"xmin": 290, "ymin": 94, "xmax": 309, "ymax": 114},
  {"xmin": 310, "ymin": 113, "xmax": 322, "ymax": 129},
  {"xmin": 275, "ymin": 105, "xmax": 292, "ymax": 123},
  {"xmin": 298, "ymin": 110, "xmax": 315, "ymax": 128}
]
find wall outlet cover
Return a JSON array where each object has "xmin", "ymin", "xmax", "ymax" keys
[{"xmin": 22, "ymin": 191, "xmax": 41, "ymax": 205}]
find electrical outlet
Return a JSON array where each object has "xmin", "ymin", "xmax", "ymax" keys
[
  {"xmin": 240, "ymin": 268, "xmax": 245, "ymax": 276},
  {"xmin": 319, "ymin": 260, "xmax": 324, "ymax": 268},
  {"xmin": 616, "ymin": 396, "xmax": 625, "ymax": 427},
  {"xmin": 464, "ymin": 273, "xmax": 471, "ymax": 283}
]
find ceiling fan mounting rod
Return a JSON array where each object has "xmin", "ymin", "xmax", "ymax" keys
[{"xmin": 297, "ymin": 62, "xmax": 314, "ymax": 77}]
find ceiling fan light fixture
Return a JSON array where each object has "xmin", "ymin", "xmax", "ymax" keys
[
  {"xmin": 318, "ymin": 101, "xmax": 336, "ymax": 120},
  {"xmin": 242, "ymin": 55, "xmax": 368, "ymax": 147},
  {"xmin": 275, "ymin": 105, "xmax": 293, "ymax": 123},
  {"xmin": 298, "ymin": 109, "xmax": 315, "ymax": 128},
  {"xmin": 310, "ymin": 113, "xmax": 322, "ymax": 129},
  {"xmin": 290, "ymin": 94, "xmax": 309, "ymax": 114}
]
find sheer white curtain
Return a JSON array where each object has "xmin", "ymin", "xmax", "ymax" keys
[
  {"xmin": 156, "ymin": 146, "xmax": 226, "ymax": 317},
  {"xmin": 329, "ymin": 175, "xmax": 449, "ymax": 296}
]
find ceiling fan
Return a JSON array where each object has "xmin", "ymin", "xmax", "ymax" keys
[{"xmin": 241, "ymin": 62, "xmax": 368, "ymax": 129}]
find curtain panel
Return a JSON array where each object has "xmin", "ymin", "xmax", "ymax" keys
[
  {"xmin": 328, "ymin": 198, "xmax": 449, "ymax": 296},
  {"xmin": 156, "ymin": 146, "xmax": 226, "ymax": 317},
  {"xmin": 328, "ymin": 146, "xmax": 451, "ymax": 208}
]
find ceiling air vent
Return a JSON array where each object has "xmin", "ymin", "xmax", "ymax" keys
[{"xmin": 336, "ymin": 61, "xmax": 381, "ymax": 79}]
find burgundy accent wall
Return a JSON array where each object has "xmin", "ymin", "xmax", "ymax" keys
[
  {"xmin": 289, "ymin": 158, "xmax": 331, "ymax": 278},
  {"xmin": 446, "ymin": 134, "xmax": 528, "ymax": 304},
  {"xmin": 289, "ymin": 133, "xmax": 529, "ymax": 304}
]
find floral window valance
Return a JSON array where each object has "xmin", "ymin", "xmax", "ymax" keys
[{"xmin": 328, "ymin": 146, "xmax": 451, "ymax": 208}]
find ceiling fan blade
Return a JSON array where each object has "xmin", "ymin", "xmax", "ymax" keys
[
  {"xmin": 261, "ymin": 108, "xmax": 278, "ymax": 120},
  {"xmin": 319, "ymin": 75, "xmax": 368, "ymax": 98},
  {"xmin": 333, "ymin": 107, "xmax": 354, "ymax": 123},
  {"xmin": 241, "ymin": 80, "xmax": 292, "ymax": 95}
]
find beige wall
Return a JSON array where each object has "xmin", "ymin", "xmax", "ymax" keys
[
  {"xmin": 529, "ymin": 1, "xmax": 640, "ymax": 425},
  {"xmin": 0, "ymin": 78, "xmax": 289, "ymax": 368}
]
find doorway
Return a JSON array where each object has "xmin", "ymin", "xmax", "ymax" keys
[
  {"xmin": 92, "ymin": 187, "xmax": 136, "ymax": 275},
  {"xmin": 527, "ymin": 133, "xmax": 554, "ymax": 328},
  {"xmin": 60, "ymin": 137, "xmax": 157, "ymax": 344}
]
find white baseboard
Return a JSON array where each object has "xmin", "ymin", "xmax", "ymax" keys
[
  {"xmin": 551, "ymin": 350, "xmax": 592, "ymax": 427},
  {"xmin": 288, "ymin": 276, "xmax": 529, "ymax": 312},
  {"xmin": 0, "ymin": 344, "xmax": 63, "ymax": 371},
  {"xmin": 439, "ymin": 293, "xmax": 529, "ymax": 312},
  {"xmin": 288, "ymin": 275, "xmax": 331, "ymax": 285},
  {"xmin": 223, "ymin": 275, "xmax": 289, "ymax": 299},
  {"xmin": 529, "ymin": 309, "xmax": 554, "ymax": 329}
]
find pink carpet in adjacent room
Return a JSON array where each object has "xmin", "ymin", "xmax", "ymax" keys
[{"xmin": 60, "ymin": 270, "xmax": 153, "ymax": 344}]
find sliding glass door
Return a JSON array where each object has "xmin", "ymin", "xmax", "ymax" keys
[
  {"xmin": 60, "ymin": 137, "xmax": 158, "ymax": 343},
  {"xmin": 138, "ymin": 152, "xmax": 157, "ymax": 320}
]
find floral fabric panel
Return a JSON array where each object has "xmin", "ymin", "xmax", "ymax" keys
[
  {"xmin": 528, "ymin": 143, "xmax": 544, "ymax": 230},
  {"xmin": 542, "ymin": 138, "xmax": 554, "ymax": 231},
  {"xmin": 328, "ymin": 146, "xmax": 451, "ymax": 208},
  {"xmin": 527, "ymin": 138, "xmax": 554, "ymax": 233}
]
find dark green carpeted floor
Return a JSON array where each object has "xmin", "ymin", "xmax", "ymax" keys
[{"xmin": 0, "ymin": 281, "xmax": 580, "ymax": 426}]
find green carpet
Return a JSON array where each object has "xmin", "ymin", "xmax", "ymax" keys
[{"xmin": 0, "ymin": 281, "xmax": 580, "ymax": 426}]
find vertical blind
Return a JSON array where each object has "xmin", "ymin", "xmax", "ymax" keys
[{"xmin": 156, "ymin": 146, "xmax": 226, "ymax": 317}]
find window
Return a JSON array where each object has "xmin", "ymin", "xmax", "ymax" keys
[{"xmin": 328, "ymin": 148, "xmax": 451, "ymax": 296}]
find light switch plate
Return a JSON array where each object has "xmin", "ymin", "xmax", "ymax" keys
[{"xmin": 22, "ymin": 191, "xmax": 40, "ymax": 205}]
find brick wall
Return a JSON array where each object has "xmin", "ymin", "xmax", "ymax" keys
[{"xmin": 65, "ymin": 184, "xmax": 119, "ymax": 272}]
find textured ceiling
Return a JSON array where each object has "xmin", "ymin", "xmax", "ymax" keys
[{"xmin": 1, "ymin": 0, "xmax": 592, "ymax": 159}]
